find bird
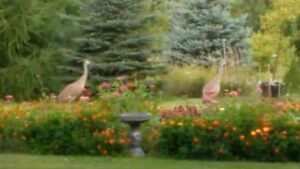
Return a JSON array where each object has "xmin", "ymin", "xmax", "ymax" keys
[
  {"xmin": 202, "ymin": 58, "xmax": 225, "ymax": 104},
  {"xmin": 57, "ymin": 59, "xmax": 91, "ymax": 102}
]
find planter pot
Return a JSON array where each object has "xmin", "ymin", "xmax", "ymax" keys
[
  {"xmin": 119, "ymin": 113, "xmax": 151, "ymax": 157},
  {"xmin": 259, "ymin": 81, "xmax": 284, "ymax": 97}
]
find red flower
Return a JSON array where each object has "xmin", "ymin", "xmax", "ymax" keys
[
  {"xmin": 116, "ymin": 76, "xmax": 125, "ymax": 81},
  {"xmin": 228, "ymin": 90, "xmax": 238, "ymax": 97},
  {"xmin": 5, "ymin": 95, "xmax": 13, "ymax": 101},
  {"xmin": 113, "ymin": 92, "xmax": 121, "ymax": 97},
  {"xmin": 119, "ymin": 85, "xmax": 127, "ymax": 92},
  {"xmin": 100, "ymin": 82, "xmax": 111, "ymax": 89},
  {"xmin": 79, "ymin": 96, "xmax": 90, "ymax": 102},
  {"xmin": 127, "ymin": 82, "xmax": 136, "ymax": 90}
]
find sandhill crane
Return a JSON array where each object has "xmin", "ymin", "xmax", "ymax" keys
[
  {"xmin": 58, "ymin": 59, "xmax": 91, "ymax": 102},
  {"xmin": 202, "ymin": 59, "xmax": 225, "ymax": 104}
]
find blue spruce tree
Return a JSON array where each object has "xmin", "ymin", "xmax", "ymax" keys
[{"xmin": 168, "ymin": 0, "xmax": 251, "ymax": 66}]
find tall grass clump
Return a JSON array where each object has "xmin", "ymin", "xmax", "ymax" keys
[{"xmin": 158, "ymin": 65, "xmax": 257, "ymax": 98}]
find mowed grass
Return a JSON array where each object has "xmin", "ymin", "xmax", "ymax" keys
[{"xmin": 0, "ymin": 154, "xmax": 299, "ymax": 169}]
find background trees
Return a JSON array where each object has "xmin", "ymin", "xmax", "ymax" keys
[
  {"xmin": 167, "ymin": 0, "xmax": 250, "ymax": 66},
  {"xmin": 61, "ymin": 0, "xmax": 165, "ymax": 87},
  {"xmin": 251, "ymin": 0, "xmax": 300, "ymax": 80},
  {"xmin": 1, "ymin": 0, "xmax": 300, "ymax": 99},
  {"xmin": 0, "ymin": 0, "xmax": 83, "ymax": 100}
]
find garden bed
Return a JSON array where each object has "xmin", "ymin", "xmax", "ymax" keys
[{"xmin": 0, "ymin": 100, "xmax": 300, "ymax": 161}]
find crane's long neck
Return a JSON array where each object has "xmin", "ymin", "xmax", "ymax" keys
[{"xmin": 76, "ymin": 62, "xmax": 88, "ymax": 87}]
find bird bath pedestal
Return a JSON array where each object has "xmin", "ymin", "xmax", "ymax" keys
[
  {"xmin": 119, "ymin": 113, "xmax": 151, "ymax": 157},
  {"xmin": 260, "ymin": 81, "xmax": 284, "ymax": 97}
]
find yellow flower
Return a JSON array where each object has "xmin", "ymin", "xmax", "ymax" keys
[{"xmin": 177, "ymin": 122, "xmax": 183, "ymax": 127}]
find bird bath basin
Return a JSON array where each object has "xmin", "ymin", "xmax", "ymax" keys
[{"xmin": 119, "ymin": 113, "xmax": 151, "ymax": 157}]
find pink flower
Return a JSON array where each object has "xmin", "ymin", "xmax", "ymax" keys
[
  {"xmin": 79, "ymin": 96, "xmax": 90, "ymax": 102},
  {"xmin": 5, "ymin": 95, "xmax": 13, "ymax": 101},
  {"xmin": 116, "ymin": 76, "xmax": 125, "ymax": 81},
  {"xmin": 275, "ymin": 101, "xmax": 285, "ymax": 110},
  {"xmin": 119, "ymin": 85, "xmax": 128, "ymax": 92},
  {"xmin": 228, "ymin": 90, "xmax": 238, "ymax": 97},
  {"xmin": 256, "ymin": 87, "xmax": 263, "ymax": 94},
  {"xmin": 113, "ymin": 92, "xmax": 121, "ymax": 97},
  {"xmin": 148, "ymin": 84, "xmax": 155, "ymax": 91},
  {"xmin": 100, "ymin": 82, "xmax": 111, "ymax": 89}
]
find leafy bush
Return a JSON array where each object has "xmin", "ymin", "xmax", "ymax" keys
[{"xmin": 156, "ymin": 102, "xmax": 300, "ymax": 161}]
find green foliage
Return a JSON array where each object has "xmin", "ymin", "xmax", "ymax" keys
[
  {"xmin": 157, "ymin": 102, "xmax": 300, "ymax": 161},
  {"xmin": 230, "ymin": 0, "xmax": 272, "ymax": 32},
  {"xmin": 167, "ymin": 0, "xmax": 251, "ymax": 66},
  {"xmin": 251, "ymin": 0, "xmax": 300, "ymax": 80},
  {"xmin": 0, "ymin": 0, "xmax": 83, "ymax": 100},
  {"xmin": 283, "ymin": 58, "xmax": 300, "ymax": 93}
]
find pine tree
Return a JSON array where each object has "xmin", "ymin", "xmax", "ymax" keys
[
  {"xmin": 63, "ymin": 0, "xmax": 164, "ymax": 87},
  {"xmin": 167, "ymin": 0, "xmax": 251, "ymax": 66}
]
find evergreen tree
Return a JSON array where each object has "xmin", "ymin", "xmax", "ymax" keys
[
  {"xmin": 168, "ymin": 0, "xmax": 251, "ymax": 66},
  {"xmin": 64, "ymin": 0, "xmax": 164, "ymax": 86}
]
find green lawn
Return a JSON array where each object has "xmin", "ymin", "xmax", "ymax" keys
[{"xmin": 0, "ymin": 154, "xmax": 299, "ymax": 169}]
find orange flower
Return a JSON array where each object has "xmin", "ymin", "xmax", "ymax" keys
[
  {"xmin": 250, "ymin": 131, "xmax": 256, "ymax": 137},
  {"xmin": 169, "ymin": 120, "xmax": 175, "ymax": 126},
  {"xmin": 127, "ymin": 82, "xmax": 136, "ymax": 90},
  {"xmin": 263, "ymin": 126, "xmax": 271, "ymax": 133},
  {"xmin": 151, "ymin": 130, "xmax": 160, "ymax": 137},
  {"xmin": 119, "ymin": 139, "xmax": 126, "ymax": 145},
  {"xmin": 92, "ymin": 115, "xmax": 98, "ymax": 121},
  {"xmin": 108, "ymin": 139, "xmax": 115, "ymax": 145},
  {"xmin": 212, "ymin": 120, "xmax": 220, "ymax": 127},
  {"xmin": 0, "ymin": 123, "xmax": 5, "ymax": 129},
  {"xmin": 217, "ymin": 147, "xmax": 224, "ymax": 154},
  {"xmin": 239, "ymin": 135, "xmax": 245, "ymax": 141},
  {"xmin": 273, "ymin": 147, "xmax": 280, "ymax": 154},
  {"xmin": 193, "ymin": 137, "xmax": 200, "ymax": 144},
  {"xmin": 102, "ymin": 149, "xmax": 109, "ymax": 156},
  {"xmin": 223, "ymin": 132, "xmax": 229, "ymax": 138}
]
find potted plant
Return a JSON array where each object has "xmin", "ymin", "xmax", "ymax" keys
[{"xmin": 98, "ymin": 76, "xmax": 157, "ymax": 156}]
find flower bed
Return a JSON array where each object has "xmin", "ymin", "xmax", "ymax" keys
[
  {"xmin": 0, "ymin": 101, "xmax": 130, "ymax": 156},
  {"xmin": 0, "ymin": 99, "xmax": 300, "ymax": 161},
  {"xmin": 156, "ymin": 102, "xmax": 300, "ymax": 161}
]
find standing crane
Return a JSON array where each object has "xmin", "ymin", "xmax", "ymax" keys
[
  {"xmin": 58, "ymin": 59, "xmax": 91, "ymax": 102},
  {"xmin": 202, "ymin": 58, "xmax": 225, "ymax": 104}
]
